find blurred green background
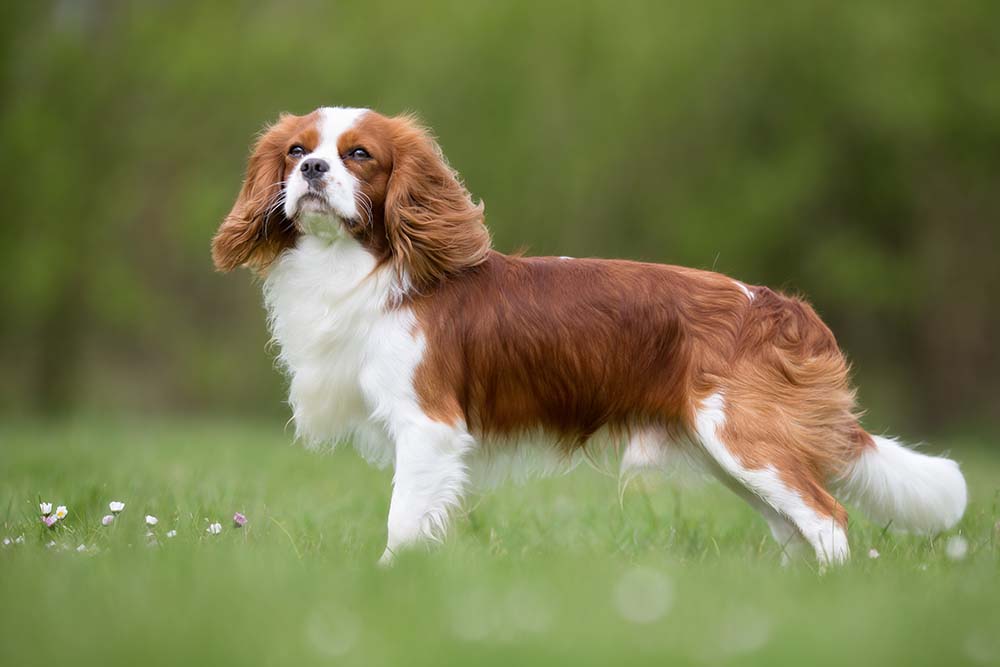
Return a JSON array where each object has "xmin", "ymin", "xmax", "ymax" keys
[
  {"xmin": 2, "ymin": 0, "xmax": 998, "ymax": 439},
  {"xmin": 2, "ymin": 5, "xmax": 999, "ymax": 666}
]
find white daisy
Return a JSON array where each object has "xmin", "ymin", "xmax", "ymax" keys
[
  {"xmin": 166, "ymin": 530, "xmax": 177, "ymax": 538},
  {"xmin": 109, "ymin": 501, "xmax": 126, "ymax": 513},
  {"xmin": 101, "ymin": 515, "xmax": 115, "ymax": 526},
  {"xmin": 40, "ymin": 502, "xmax": 53, "ymax": 515},
  {"xmin": 54, "ymin": 506, "xmax": 68, "ymax": 520},
  {"xmin": 207, "ymin": 522, "xmax": 222, "ymax": 535},
  {"xmin": 145, "ymin": 515, "xmax": 159, "ymax": 526}
]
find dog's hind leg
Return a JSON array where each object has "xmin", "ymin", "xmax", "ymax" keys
[
  {"xmin": 620, "ymin": 425, "xmax": 809, "ymax": 564},
  {"xmin": 706, "ymin": 464, "xmax": 810, "ymax": 565},
  {"xmin": 692, "ymin": 392, "xmax": 850, "ymax": 566}
]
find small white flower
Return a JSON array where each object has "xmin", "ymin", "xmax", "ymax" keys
[
  {"xmin": 76, "ymin": 544, "xmax": 87, "ymax": 552},
  {"xmin": 101, "ymin": 515, "xmax": 115, "ymax": 526},
  {"xmin": 2, "ymin": 538, "xmax": 10, "ymax": 546},
  {"xmin": 945, "ymin": 535, "xmax": 969, "ymax": 561},
  {"xmin": 166, "ymin": 530, "xmax": 177, "ymax": 538},
  {"xmin": 207, "ymin": 522, "xmax": 222, "ymax": 535},
  {"xmin": 45, "ymin": 540, "xmax": 56, "ymax": 549},
  {"xmin": 109, "ymin": 501, "xmax": 126, "ymax": 513},
  {"xmin": 867, "ymin": 548, "xmax": 880, "ymax": 559},
  {"xmin": 40, "ymin": 502, "xmax": 53, "ymax": 515},
  {"xmin": 54, "ymin": 506, "xmax": 68, "ymax": 520},
  {"xmin": 145, "ymin": 515, "xmax": 159, "ymax": 526},
  {"xmin": 14, "ymin": 536, "xmax": 24, "ymax": 545}
]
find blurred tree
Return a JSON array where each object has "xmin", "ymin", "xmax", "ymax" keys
[{"xmin": 1, "ymin": 0, "xmax": 997, "ymax": 435}]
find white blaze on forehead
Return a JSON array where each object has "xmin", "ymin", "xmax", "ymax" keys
[{"xmin": 316, "ymin": 107, "xmax": 368, "ymax": 152}]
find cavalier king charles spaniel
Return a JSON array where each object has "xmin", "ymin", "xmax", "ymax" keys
[{"xmin": 213, "ymin": 107, "xmax": 966, "ymax": 565}]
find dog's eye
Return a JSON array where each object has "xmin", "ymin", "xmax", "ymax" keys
[
  {"xmin": 288, "ymin": 145, "xmax": 307, "ymax": 158},
  {"xmin": 346, "ymin": 147, "xmax": 371, "ymax": 160}
]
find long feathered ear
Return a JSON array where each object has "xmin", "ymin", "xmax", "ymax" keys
[
  {"xmin": 384, "ymin": 115, "xmax": 491, "ymax": 290},
  {"xmin": 212, "ymin": 116, "xmax": 299, "ymax": 272}
]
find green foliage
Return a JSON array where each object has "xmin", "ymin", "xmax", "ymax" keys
[
  {"xmin": 1, "ymin": 1, "xmax": 998, "ymax": 433},
  {"xmin": 1, "ymin": 419, "xmax": 998, "ymax": 665}
]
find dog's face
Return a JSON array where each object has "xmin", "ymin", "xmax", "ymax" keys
[
  {"xmin": 282, "ymin": 107, "xmax": 377, "ymax": 228},
  {"xmin": 212, "ymin": 107, "xmax": 491, "ymax": 290}
]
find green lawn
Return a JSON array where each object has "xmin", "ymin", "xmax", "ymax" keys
[{"xmin": 1, "ymin": 418, "xmax": 998, "ymax": 666}]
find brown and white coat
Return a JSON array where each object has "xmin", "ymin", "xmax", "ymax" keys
[{"xmin": 214, "ymin": 107, "xmax": 967, "ymax": 565}]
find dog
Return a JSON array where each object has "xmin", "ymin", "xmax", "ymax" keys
[{"xmin": 213, "ymin": 107, "xmax": 967, "ymax": 565}]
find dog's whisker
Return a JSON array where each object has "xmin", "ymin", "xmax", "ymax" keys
[
  {"xmin": 260, "ymin": 192, "xmax": 289, "ymax": 241},
  {"xmin": 353, "ymin": 191, "xmax": 374, "ymax": 228}
]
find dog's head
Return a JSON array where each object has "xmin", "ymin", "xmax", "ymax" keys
[{"xmin": 212, "ymin": 107, "xmax": 491, "ymax": 289}]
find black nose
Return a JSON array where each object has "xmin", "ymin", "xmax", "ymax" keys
[{"xmin": 300, "ymin": 158, "xmax": 329, "ymax": 180}]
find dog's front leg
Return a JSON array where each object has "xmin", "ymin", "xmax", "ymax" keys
[{"xmin": 378, "ymin": 420, "xmax": 474, "ymax": 565}]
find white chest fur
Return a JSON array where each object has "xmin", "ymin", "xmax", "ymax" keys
[{"xmin": 263, "ymin": 234, "xmax": 416, "ymax": 467}]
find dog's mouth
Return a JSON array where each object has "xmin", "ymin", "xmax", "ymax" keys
[
  {"xmin": 292, "ymin": 191, "xmax": 333, "ymax": 217},
  {"xmin": 288, "ymin": 192, "xmax": 360, "ymax": 236},
  {"xmin": 299, "ymin": 191, "xmax": 327, "ymax": 203}
]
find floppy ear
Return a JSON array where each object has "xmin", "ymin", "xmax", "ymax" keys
[
  {"xmin": 384, "ymin": 115, "xmax": 491, "ymax": 289},
  {"xmin": 212, "ymin": 120, "xmax": 297, "ymax": 272}
]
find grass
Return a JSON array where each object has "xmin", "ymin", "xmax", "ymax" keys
[{"xmin": 1, "ymin": 417, "xmax": 998, "ymax": 666}]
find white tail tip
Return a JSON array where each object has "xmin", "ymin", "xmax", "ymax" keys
[{"xmin": 838, "ymin": 435, "xmax": 967, "ymax": 534}]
